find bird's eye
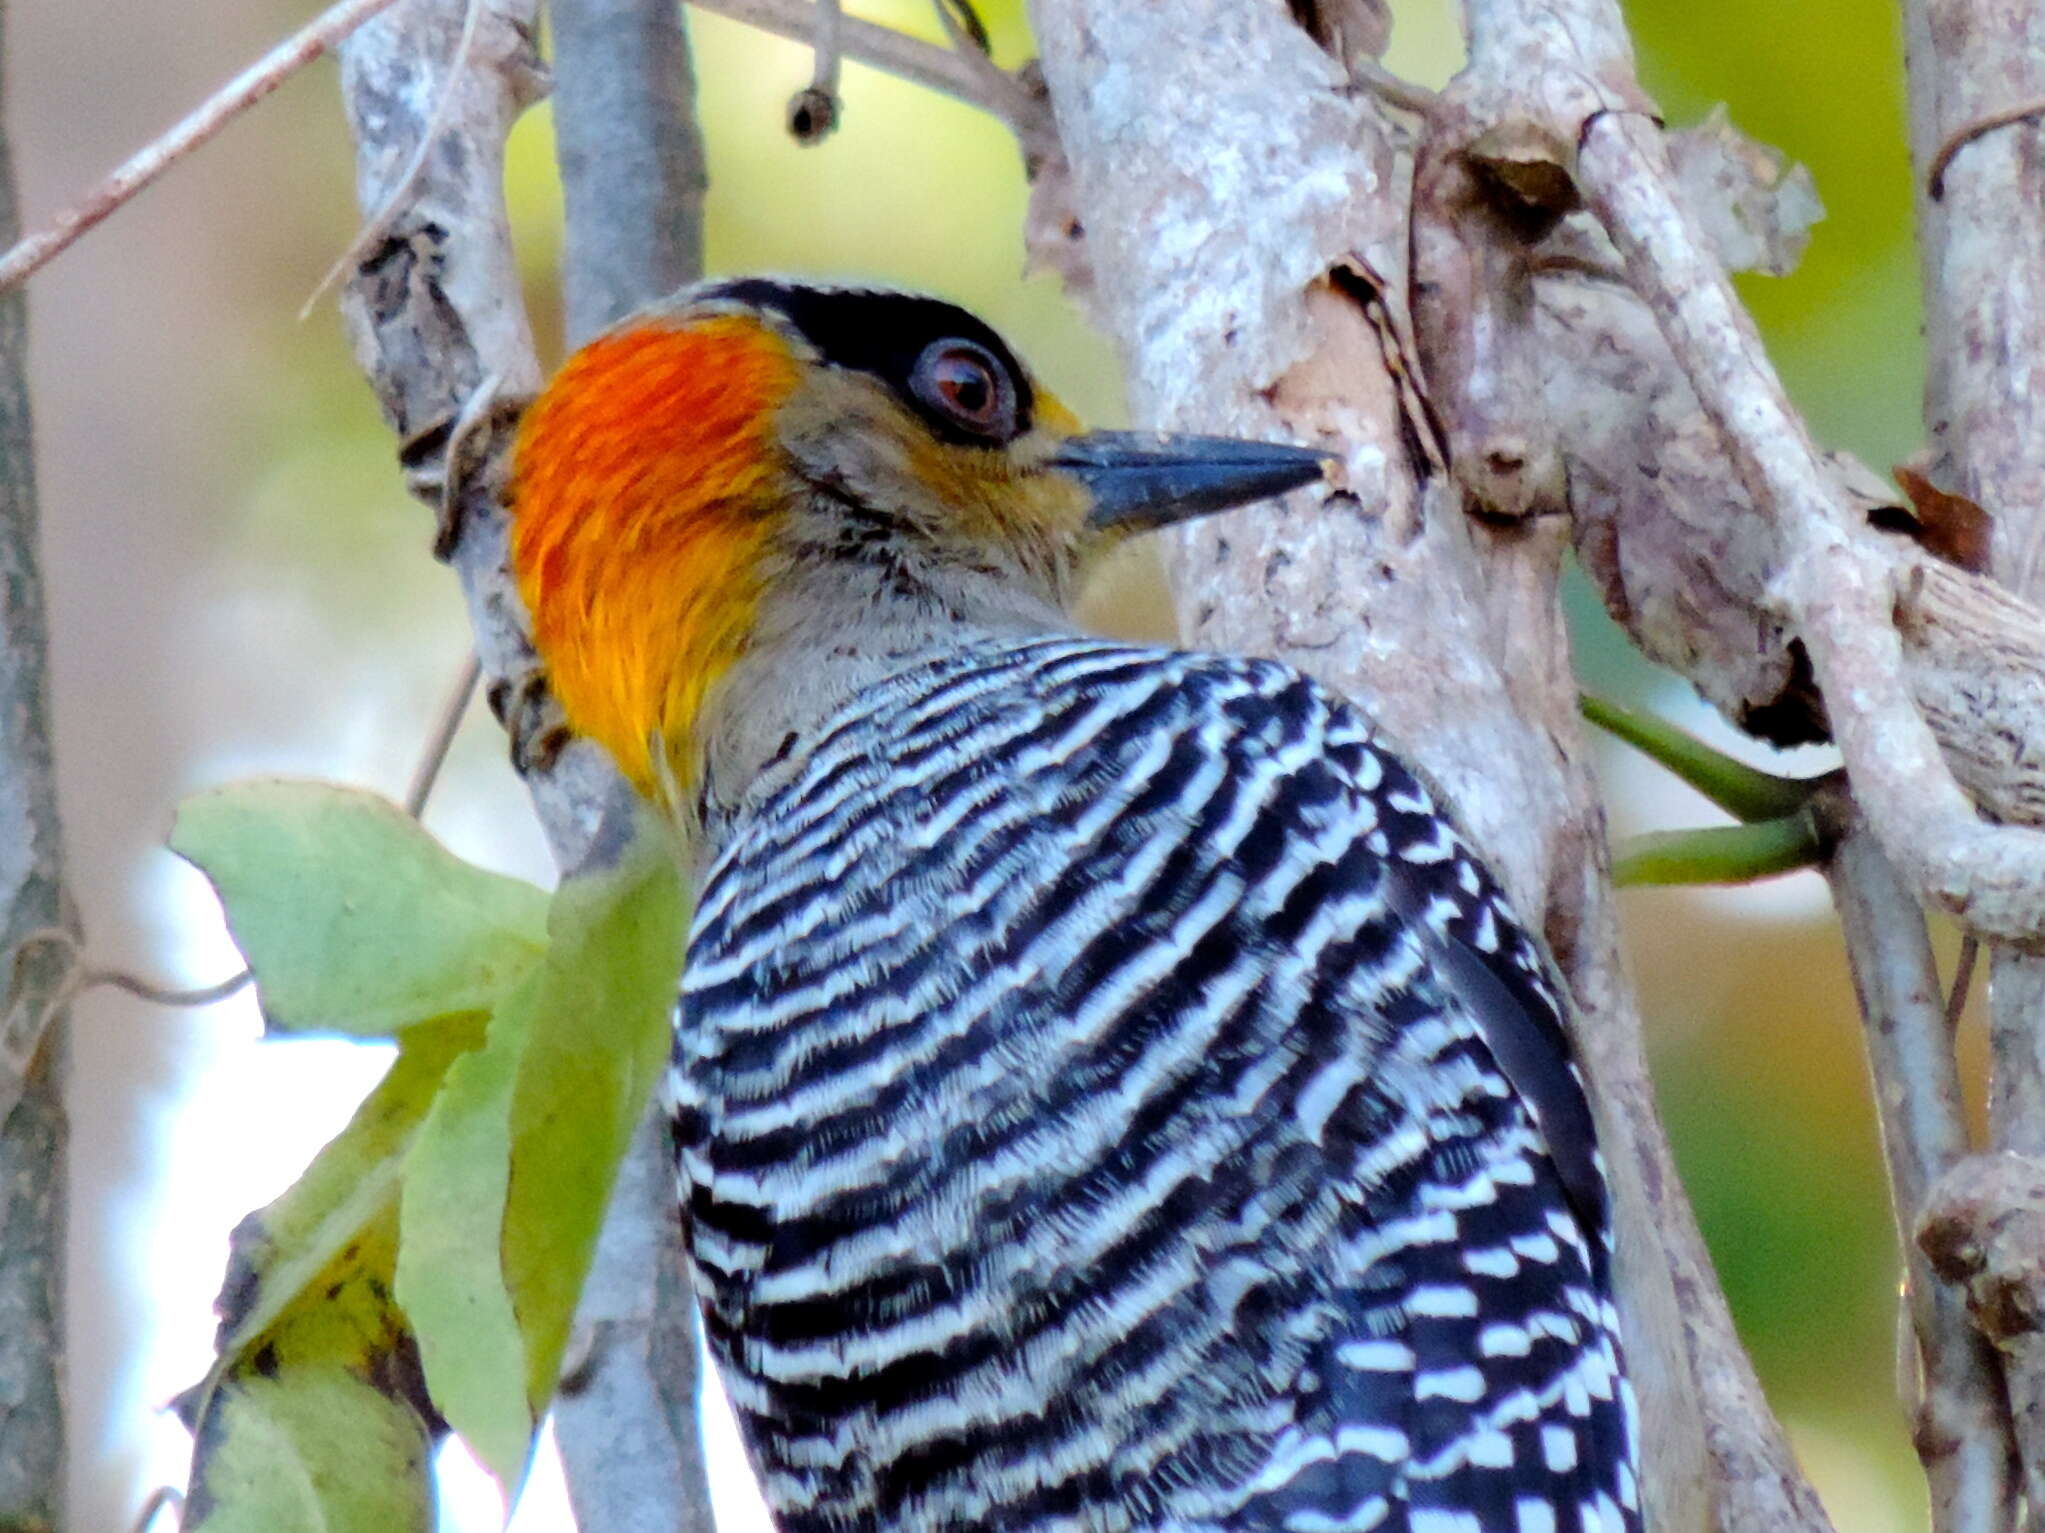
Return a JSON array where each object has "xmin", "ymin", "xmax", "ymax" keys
[{"xmin": 910, "ymin": 340, "xmax": 1017, "ymax": 440}]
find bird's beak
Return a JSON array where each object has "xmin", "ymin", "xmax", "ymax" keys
[{"xmin": 1052, "ymin": 431, "xmax": 1334, "ymax": 534}]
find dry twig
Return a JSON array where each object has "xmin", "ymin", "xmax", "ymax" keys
[
  {"xmin": 786, "ymin": 0, "xmax": 843, "ymax": 142},
  {"xmin": 403, "ymin": 651, "xmax": 481, "ymax": 818},
  {"xmin": 303, "ymin": 0, "xmax": 490, "ymax": 318},
  {"xmin": 0, "ymin": 0, "xmax": 407, "ymax": 294},
  {"xmin": 689, "ymin": 0, "xmax": 1011, "ymax": 117}
]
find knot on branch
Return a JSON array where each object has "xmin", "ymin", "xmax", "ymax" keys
[{"xmin": 1921, "ymin": 1152, "xmax": 2045, "ymax": 1350}]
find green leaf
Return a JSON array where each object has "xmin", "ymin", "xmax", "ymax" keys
[
  {"xmin": 1580, "ymin": 694, "xmax": 1821, "ymax": 823},
  {"xmin": 503, "ymin": 829, "xmax": 690, "ymax": 1408},
  {"xmin": 172, "ymin": 779, "xmax": 549, "ymax": 1037},
  {"xmin": 394, "ymin": 998, "xmax": 535, "ymax": 1487},
  {"xmin": 1613, "ymin": 813, "xmax": 1825, "ymax": 886},
  {"xmin": 216, "ymin": 1015, "xmax": 484, "ymax": 1359},
  {"xmin": 183, "ymin": 1365, "xmax": 434, "ymax": 1533},
  {"xmin": 395, "ymin": 813, "xmax": 689, "ymax": 1490}
]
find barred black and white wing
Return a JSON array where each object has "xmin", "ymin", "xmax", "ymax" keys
[{"xmin": 671, "ymin": 637, "xmax": 1640, "ymax": 1533}]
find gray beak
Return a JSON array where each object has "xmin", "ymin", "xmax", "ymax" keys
[{"xmin": 1052, "ymin": 431, "xmax": 1333, "ymax": 534}]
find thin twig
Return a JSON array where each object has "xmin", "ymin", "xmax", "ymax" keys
[
  {"xmin": 687, "ymin": 0, "xmax": 1010, "ymax": 117},
  {"xmin": 925, "ymin": 0, "xmax": 1034, "ymax": 124},
  {"xmin": 0, "ymin": 0, "xmax": 406, "ymax": 294},
  {"xmin": 1827, "ymin": 809, "xmax": 2016, "ymax": 1532},
  {"xmin": 8, "ymin": 918, "xmax": 249, "ymax": 1024},
  {"xmin": 4, "ymin": 640, "xmax": 486, "ymax": 1030},
  {"xmin": 786, "ymin": 0, "xmax": 843, "ymax": 142},
  {"xmin": 302, "ymin": 0, "xmax": 488, "ymax": 318},
  {"xmin": 1948, "ymin": 934, "xmax": 1981, "ymax": 1035},
  {"xmin": 128, "ymin": 1483, "xmax": 183, "ymax": 1533},
  {"xmin": 85, "ymin": 967, "xmax": 251, "ymax": 1009},
  {"xmin": 1928, "ymin": 97, "xmax": 2045, "ymax": 200},
  {"xmin": 404, "ymin": 651, "xmax": 481, "ymax": 817},
  {"xmin": 1352, "ymin": 56, "xmax": 1438, "ymax": 117}
]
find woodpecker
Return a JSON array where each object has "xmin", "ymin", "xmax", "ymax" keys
[{"xmin": 510, "ymin": 278, "xmax": 1640, "ymax": 1533}]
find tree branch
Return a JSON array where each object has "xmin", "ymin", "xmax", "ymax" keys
[
  {"xmin": 1019, "ymin": 5, "xmax": 1797, "ymax": 1529},
  {"xmin": 687, "ymin": 0, "xmax": 1013, "ymax": 118},
  {"xmin": 1571, "ymin": 108, "xmax": 2045, "ymax": 946},
  {"xmin": 552, "ymin": 0, "xmax": 708, "ymax": 341},
  {"xmin": 0, "ymin": 0, "xmax": 67, "ymax": 1517},
  {"xmin": 544, "ymin": 0, "xmax": 715, "ymax": 1526},
  {"xmin": 1826, "ymin": 806, "xmax": 2017, "ymax": 1533},
  {"xmin": 335, "ymin": 0, "xmax": 624, "ymax": 869},
  {"xmin": 1902, "ymin": 3, "xmax": 2045, "ymax": 1515},
  {"xmin": 0, "ymin": 0, "xmax": 407, "ymax": 294}
]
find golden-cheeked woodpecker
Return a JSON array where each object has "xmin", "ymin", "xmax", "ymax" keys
[{"xmin": 509, "ymin": 278, "xmax": 1640, "ymax": 1533}]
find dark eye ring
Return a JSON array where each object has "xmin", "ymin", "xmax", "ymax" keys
[{"xmin": 909, "ymin": 339, "xmax": 1017, "ymax": 440}]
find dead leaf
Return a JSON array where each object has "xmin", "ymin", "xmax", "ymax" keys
[{"xmin": 1893, "ymin": 459, "xmax": 1995, "ymax": 574}]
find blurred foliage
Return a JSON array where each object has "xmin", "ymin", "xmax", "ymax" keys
[{"xmin": 192, "ymin": 0, "xmax": 1950, "ymax": 1526}]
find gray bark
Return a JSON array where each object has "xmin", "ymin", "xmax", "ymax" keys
[
  {"xmin": 549, "ymin": 0, "xmax": 707, "ymax": 342},
  {"xmin": 1021, "ymin": 4, "xmax": 1738, "ymax": 1528},
  {"xmin": 1827, "ymin": 809, "xmax": 2017, "ymax": 1533},
  {"xmin": 0, "ymin": 0, "xmax": 67, "ymax": 1520},
  {"xmin": 1904, "ymin": 2, "xmax": 2045, "ymax": 1524},
  {"xmin": 546, "ymin": 1, "xmax": 715, "ymax": 1527},
  {"xmin": 1016, "ymin": 0, "xmax": 1978, "ymax": 1526}
]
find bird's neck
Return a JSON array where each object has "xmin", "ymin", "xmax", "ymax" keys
[{"xmin": 687, "ymin": 549, "xmax": 1076, "ymax": 840}]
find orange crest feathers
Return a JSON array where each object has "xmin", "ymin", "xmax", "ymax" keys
[{"xmin": 511, "ymin": 315, "xmax": 801, "ymax": 797}]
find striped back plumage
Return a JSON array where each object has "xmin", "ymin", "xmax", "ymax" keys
[{"xmin": 670, "ymin": 637, "xmax": 1640, "ymax": 1532}]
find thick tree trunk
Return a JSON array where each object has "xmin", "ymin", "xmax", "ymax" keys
[{"xmin": 1024, "ymin": 3, "xmax": 1843, "ymax": 1528}]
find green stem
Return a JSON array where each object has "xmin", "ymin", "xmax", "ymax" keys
[
  {"xmin": 1581, "ymin": 693, "xmax": 1819, "ymax": 823},
  {"xmin": 1612, "ymin": 812, "xmax": 1825, "ymax": 887}
]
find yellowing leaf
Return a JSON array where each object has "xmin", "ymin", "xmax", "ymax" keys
[
  {"xmin": 172, "ymin": 779, "xmax": 549, "ymax": 1037},
  {"xmin": 185, "ymin": 1206, "xmax": 430, "ymax": 1533},
  {"xmin": 183, "ymin": 1021, "xmax": 484, "ymax": 1529},
  {"xmin": 183, "ymin": 1365, "xmax": 433, "ymax": 1533},
  {"xmin": 218, "ymin": 1016, "xmax": 482, "ymax": 1355}
]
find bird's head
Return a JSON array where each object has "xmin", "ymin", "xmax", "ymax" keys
[{"xmin": 510, "ymin": 278, "xmax": 1326, "ymax": 799}]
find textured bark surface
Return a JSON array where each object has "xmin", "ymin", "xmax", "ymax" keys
[
  {"xmin": 546, "ymin": 1, "xmax": 715, "ymax": 1526},
  {"xmin": 1829, "ymin": 815, "xmax": 2017, "ymax": 1532},
  {"xmin": 0, "ymin": 0, "xmax": 67, "ymax": 1518},
  {"xmin": 1904, "ymin": 1, "xmax": 2045, "ymax": 1520},
  {"xmin": 337, "ymin": 0, "xmax": 626, "ymax": 873},
  {"xmin": 1018, "ymin": 4, "xmax": 1789, "ymax": 1528},
  {"xmin": 1921, "ymin": 1152, "xmax": 2045, "ymax": 1524}
]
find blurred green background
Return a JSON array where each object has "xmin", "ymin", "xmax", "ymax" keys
[{"xmin": 16, "ymin": 1, "xmax": 1957, "ymax": 1528}]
